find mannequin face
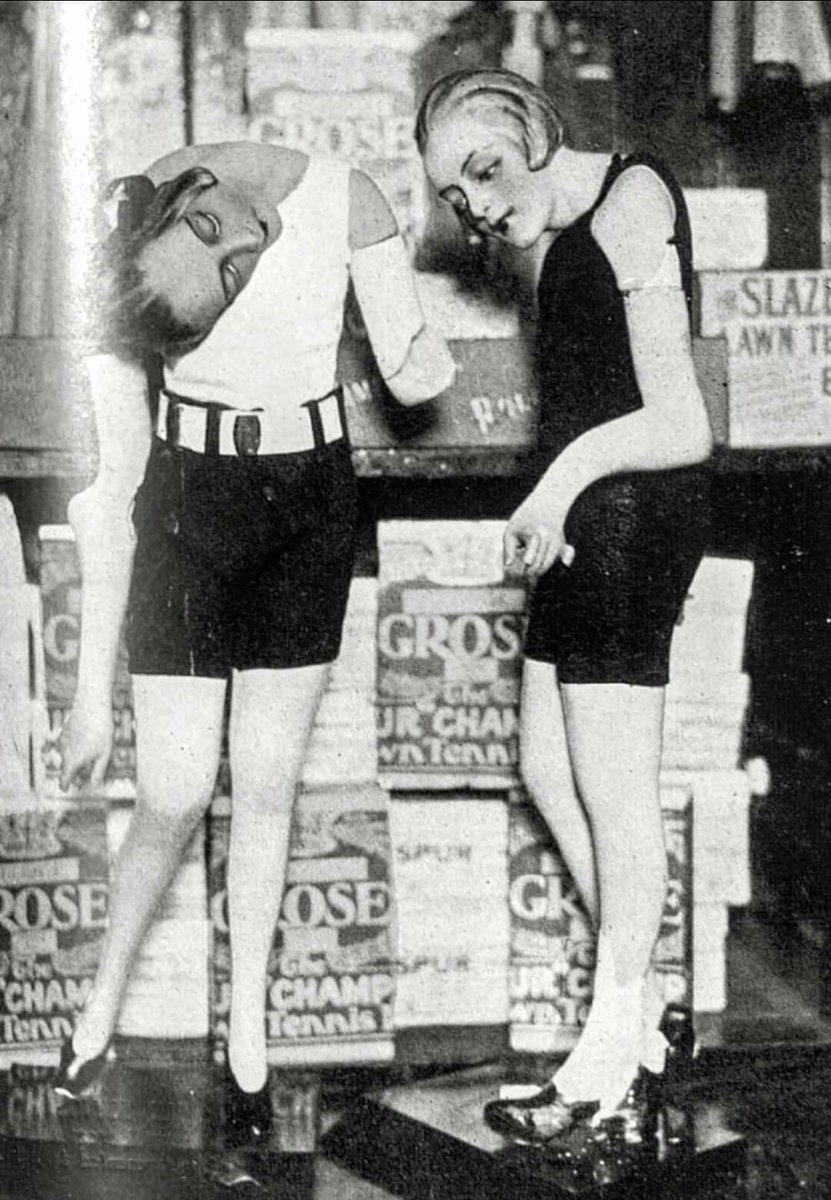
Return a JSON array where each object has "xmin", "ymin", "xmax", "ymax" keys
[
  {"xmin": 423, "ymin": 108, "xmax": 553, "ymax": 249},
  {"xmin": 139, "ymin": 176, "xmax": 280, "ymax": 335}
]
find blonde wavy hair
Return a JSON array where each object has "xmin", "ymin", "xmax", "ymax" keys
[{"xmin": 415, "ymin": 68, "xmax": 566, "ymax": 172}]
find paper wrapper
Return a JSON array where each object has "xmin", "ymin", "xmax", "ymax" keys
[{"xmin": 388, "ymin": 796, "xmax": 509, "ymax": 1028}]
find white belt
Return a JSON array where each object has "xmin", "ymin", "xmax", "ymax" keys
[{"xmin": 156, "ymin": 389, "xmax": 346, "ymax": 456}]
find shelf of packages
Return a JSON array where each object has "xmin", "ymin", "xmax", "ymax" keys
[
  {"xmin": 0, "ymin": 333, "xmax": 717, "ymax": 479},
  {"xmin": 0, "ymin": 338, "xmax": 92, "ymax": 480},
  {"xmin": 709, "ymin": 445, "xmax": 831, "ymax": 473},
  {"xmin": 5, "ymin": 333, "xmax": 831, "ymax": 478}
]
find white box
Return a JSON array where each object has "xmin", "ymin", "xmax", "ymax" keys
[
  {"xmin": 692, "ymin": 770, "xmax": 752, "ymax": 906},
  {"xmin": 694, "ymin": 902, "xmax": 730, "ymax": 954},
  {"xmin": 683, "ymin": 189, "xmax": 767, "ymax": 271},
  {"xmin": 670, "ymin": 558, "xmax": 754, "ymax": 678},
  {"xmin": 389, "ymin": 797, "xmax": 510, "ymax": 1028},
  {"xmin": 694, "ymin": 948, "xmax": 727, "ymax": 1013}
]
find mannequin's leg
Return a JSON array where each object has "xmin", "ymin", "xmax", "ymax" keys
[
  {"xmin": 552, "ymin": 682, "xmax": 666, "ymax": 1111},
  {"xmin": 72, "ymin": 674, "xmax": 226, "ymax": 1061},
  {"xmin": 520, "ymin": 658, "xmax": 598, "ymax": 922},
  {"xmin": 225, "ymin": 664, "xmax": 328, "ymax": 1092}
]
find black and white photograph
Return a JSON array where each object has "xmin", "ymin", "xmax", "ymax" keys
[{"xmin": 0, "ymin": 2, "xmax": 829, "ymax": 1197}]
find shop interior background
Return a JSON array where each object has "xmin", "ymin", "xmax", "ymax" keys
[{"xmin": 0, "ymin": 0, "xmax": 829, "ymax": 1073}]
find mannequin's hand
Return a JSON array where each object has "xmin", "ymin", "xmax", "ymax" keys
[
  {"xmin": 58, "ymin": 700, "xmax": 113, "ymax": 793},
  {"xmin": 504, "ymin": 494, "xmax": 575, "ymax": 578},
  {"xmin": 385, "ymin": 326, "xmax": 456, "ymax": 405}
]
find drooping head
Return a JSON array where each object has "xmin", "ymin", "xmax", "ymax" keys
[
  {"xmin": 415, "ymin": 68, "xmax": 566, "ymax": 249},
  {"xmin": 105, "ymin": 164, "xmax": 276, "ymax": 360}
]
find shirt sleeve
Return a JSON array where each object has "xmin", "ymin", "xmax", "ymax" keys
[{"xmin": 591, "ymin": 164, "xmax": 682, "ymax": 293}]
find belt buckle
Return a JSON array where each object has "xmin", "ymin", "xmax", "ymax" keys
[{"xmin": 233, "ymin": 413, "xmax": 262, "ymax": 456}]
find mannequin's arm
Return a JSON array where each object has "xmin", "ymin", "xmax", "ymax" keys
[
  {"xmin": 60, "ymin": 353, "xmax": 151, "ymax": 789},
  {"xmin": 348, "ymin": 170, "xmax": 455, "ymax": 405}
]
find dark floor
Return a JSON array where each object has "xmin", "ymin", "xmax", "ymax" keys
[
  {"xmin": 699, "ymin": 908, "xmax": 831, "ymax": 1048},
  {"xmin": 0, "ymin": 912, "xmax": 828, "ymax": 1200}
]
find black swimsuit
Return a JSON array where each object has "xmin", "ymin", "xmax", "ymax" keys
[{"xmin": 522, "ymin": 153, "xmax": 710, "ymax": 686}]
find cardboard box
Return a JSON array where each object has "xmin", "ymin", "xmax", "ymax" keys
[
  {"xmin": 340, "ymin": 334, "xmax": 726, "ymax": 457},
  {"xmin": 377, "ymin": 522, "xmax": 526, "ymax": 790},
  {"xmin": 38, "ymin": 526, "xmax": 233, "ymax": 804},
  {"xmin": 210, "ymin": 785, "xmax": 395, "ymax": 1066},
  {"xmin": 694, "ymin": 902, "xmax": 729, "ymax": 954},
  {"xmin": 108, "ymin": 805, "xmax": 209, "ymax": 1039},
  {"xmin": 246, "ymin": 27, "xmax": 423, "ymax": 244},
  {"xmin": 700, "ymin": 269, "xmax": 831, "ymax": 448},
  {"xmin": 670, "ymin": 558, "xmax": 754, "ymax": 679},
  {"xmin": 0, "ymin": 800, "xmax": 109, "ymax": 1065},
  {"xmin": 303, "ymin": 578, "xmax": 377, "ymax": 787},
  {"xmin": 0, "ymin": 496, "xmax": 36, "ymax": 795},
  {"xmin": 683, "ymin": 189, "xmax": 767, "ymax": 271},
  {"xmin": 685, "ymin": 769, "xmax": 752, "ymax": 906},
  {"xmin": 388, "ymin": 796, "xmax": 509, "ymax": 1028},
  {"xmin": 661, "ymin": 703, "xmax": 747, "ymax": 771},
  {"xmin": 694, "ymin": 950, "xmax": 727, "ymax": 1014},
  {"xmin": 38, "ymin": 527, "xmax": 136, "ymax": 800},
  {"xmin": 508, "ymin": 784, "xmax": 692, "ymax": 1052}
]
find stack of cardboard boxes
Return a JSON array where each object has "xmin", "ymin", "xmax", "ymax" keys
[
  {"xmin": 666, "ymin": 558, "xmax": 756, "ymax": 1013},
  {"xmin": 28, "ymin": 527, "xmax": 211, "ymax": 1051},
  {"xmin": 377, "ymin": 522, "xmax": 516, "ymax": 1032},
  {"xmin": 0, "ymin": 513, "xmax": 756, "ymax": 1070},
  {"xmin": 209, "ymin": 785, "xmax": 396, "ymax": 1068}
]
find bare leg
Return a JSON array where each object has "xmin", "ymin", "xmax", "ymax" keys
[
  {"xmin": 72, "ymin": 675, "xmax": 226, "ymax": 1062},
  {"xmin": 552, "ymin": 683, "xmax": 667, "ymax": 1112},
  {"xmin": 226, "ymin": 664, "xmax": 328, "ymax": 1093},
  {"xmin": 520, "ymin": 658, "xmax": 598, "ymax": 924}
]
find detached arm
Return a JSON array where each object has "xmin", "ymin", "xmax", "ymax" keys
[
  {"xmin": 70, "ymin": 353, "xmax": 151, "ymax": 703},
  {"xmin": 348, "ymin": 170, "xmax": 455, "ymax": 405},
  {"xmin": 60, "ymin": 353, "xmax": 151, "ymax": 789}
]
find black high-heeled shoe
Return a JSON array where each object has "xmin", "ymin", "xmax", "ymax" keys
[
  {"xmin": 487, "ymin": 1003, "xmax": 695, "ymax": 1147},
  {"xmin": 483, "ymin": 1082, "xmax": 598, "ymax": 1144},
  {"xmin": 659, "ymin": 1003, "xmax": 696, "ymax": 1089},
  {"xmin": 53, "ymin": 1036, "xmax": 111, "ymax": 1099},
  {"xmin": 223, "ymin": 1066, "xmax": 273, "ymax": 1149},
  {"xmin": 539, "ymin": 1068, "xmax": 662, "ymax": 1173}
]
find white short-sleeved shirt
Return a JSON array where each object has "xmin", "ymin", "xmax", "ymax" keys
[{"xmin": 164, "ymin": 156, "xmax": 351, "ymax": 411}]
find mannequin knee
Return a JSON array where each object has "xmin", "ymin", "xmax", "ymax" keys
[
  {"xmin": 520, "ymin": 735, "xmax": 567, "ymax": 809},
  {"xmin": 231, "ymin": 743, "xmax": 305, "ymax": 814},
  {"xmin": 136, "ymin": 756, "xmax": 217, "ymax": 830},
  {"xmin": 232, "ymin": 768, "xmax": 297, "ymax": 816}
]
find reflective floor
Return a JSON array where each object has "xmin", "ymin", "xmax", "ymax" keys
[
  {"xmin": 0, "ymin": 1046, "xmax": 829, "ymax": 1199},
  {"xmin": 0, "ymin": 913, "xmax": 827, "ymax": 1199}
]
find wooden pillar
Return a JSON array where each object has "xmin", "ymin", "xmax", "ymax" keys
[{"xmin": 14, "ymin": 0, "xmax": 53, "ymax": 337}]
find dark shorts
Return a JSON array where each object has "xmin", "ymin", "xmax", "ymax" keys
[
  {"xmin": 523, "ymin": 468, "xmax": 710, "ymax": 687},
  {"xmin": 126, "ymin": 436, "xmax": 359, "ymax": 677}
]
